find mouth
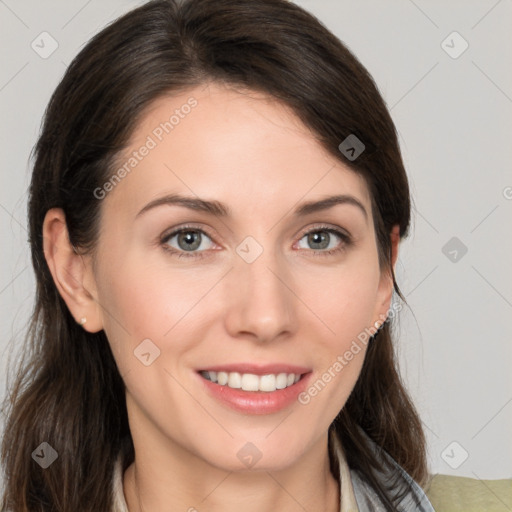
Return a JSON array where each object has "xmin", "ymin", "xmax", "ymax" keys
[
  {"xmin": 199, "ymin": 370, "xmax": 304, "ymax": 392},
  {"xmin": 196, "ymin": 364, "xmax": 312, "ymax": 414}
]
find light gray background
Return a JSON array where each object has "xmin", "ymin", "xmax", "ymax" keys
[{"xmin": 1, "ymin": 0, "xmax": 511, "ymax": 483}]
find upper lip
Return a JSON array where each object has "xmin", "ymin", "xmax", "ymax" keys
[{"xmin": 197, "ymin": 363, "xmax": 311, "ymax": 375}]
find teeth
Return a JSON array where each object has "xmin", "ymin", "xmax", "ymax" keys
[
  {"xmin": 200, "ymin": 371, "xmax": 302, "ymax": 392},
  {"xmin": 228, "ymin": 372, "xmax": 242, "ymax": 389},
  {"xmin": 276, "ymin": 373, "xmax": 288, "ymax": 389},
  {"xmin": 259, "ymin": 374, "xmax": 276, "ymax": 392},
  {"xmin": 241, "ymin": 373, "xmax": 259, "ymax": 391}
]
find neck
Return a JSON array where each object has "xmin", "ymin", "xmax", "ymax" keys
[{"xmin": 123, "ymin": 436, "xmax": 340, "ymax": 512}]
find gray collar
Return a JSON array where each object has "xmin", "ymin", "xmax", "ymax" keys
[{"xmin": 336, "ymin": 427, "xmax": 436, "ymax": 511}]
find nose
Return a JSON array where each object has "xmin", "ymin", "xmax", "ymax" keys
[{"xmin": 223, "ymin": 244, "xmax": 297, "ymax": 344}]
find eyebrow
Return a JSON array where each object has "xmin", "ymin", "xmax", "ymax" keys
[{"xmin": 136, "ymin": 193, "xmax": 368, "ymax": 221}]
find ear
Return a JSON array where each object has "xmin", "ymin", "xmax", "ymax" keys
[
  {"xmin": 42, "ymin": 208, "xmax": 104, "ymax": 333},
  {"xmin": 373, "ymin": 224, "xmax": 400, "ymax": 327}
]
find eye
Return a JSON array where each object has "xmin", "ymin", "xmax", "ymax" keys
[
  {"xmin": 160, "ymin": 224, "xmax": 352, "ymax": 260},
  {"xmin": 161, "ymin": 226, "xmax": 215, "ymax": 258},
  {"xmin": 295, "ymin": 226, "xmax": 351, "ymax": 256}
]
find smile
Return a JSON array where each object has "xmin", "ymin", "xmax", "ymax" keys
[{"xmin": 200, "ymin": 370, "xmax": 302, "ymax": 392}]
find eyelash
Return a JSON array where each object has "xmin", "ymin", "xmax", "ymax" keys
[{"xmin": 160, "ymin": 224, "xmax": 352, "ymax": 260}]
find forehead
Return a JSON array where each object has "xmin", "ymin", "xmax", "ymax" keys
[{"xmin": 103, "ymin": 82, "xmax": 372, "ymax": 220}]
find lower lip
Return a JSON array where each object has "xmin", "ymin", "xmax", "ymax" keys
[{"xmin": 197, "ymin": 372, "xmax": 312, "ymax": 415}]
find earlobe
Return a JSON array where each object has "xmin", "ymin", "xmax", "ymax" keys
[{"xmin": 42, "ymin": 208, "xmax": 103, "ymax": 332}]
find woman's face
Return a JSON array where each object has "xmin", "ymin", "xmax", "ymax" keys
[{"xmin": 87, "ymin": 82, "xmax": 394, "ymax": 471}]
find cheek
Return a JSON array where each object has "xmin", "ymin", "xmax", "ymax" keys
[
  {"xmin": 295, "ymin": 255, "xmax": 379, "ymax": 398},
  {"xmin": 294, "ymin": 268, "xmax": 378, "ymax": 426},
  {"xmin": 95, "ymin": 251, "xmax": 219, "ymax": 367},
  {"xmin": 301, "ymin": 257, "xmax": 381, "ymax": 344}
]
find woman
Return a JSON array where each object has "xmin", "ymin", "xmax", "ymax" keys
[{"xmin": 1, "ymin": 0, "xmax": 436, "ymax": 510}]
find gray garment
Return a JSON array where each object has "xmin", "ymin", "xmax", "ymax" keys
[{"xmin": 348, "ymin": 428, "xmax": 436, "ymax": 511}]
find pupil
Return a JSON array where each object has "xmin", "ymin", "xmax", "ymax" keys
[
  {"xmin": 179, "ymin": 231, "xmax": 200, "ymax": 251},
  {"xmin": 309, "ymin": 231, "xmax": 329, "ymax": 249}
]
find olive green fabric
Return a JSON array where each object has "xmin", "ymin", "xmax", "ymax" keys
[{"xmin": 424, "ymin": 474, "xmax": 512, "ymax": 511}]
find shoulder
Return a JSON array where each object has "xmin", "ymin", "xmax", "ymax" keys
[{"xmin": 424, "ymin": 473, "xmax": 512, "ymax": 511}]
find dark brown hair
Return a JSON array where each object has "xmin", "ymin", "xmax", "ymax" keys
[{"xmin": 1, "ymin": 0, "xmax": 428, "ymax": 510}]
